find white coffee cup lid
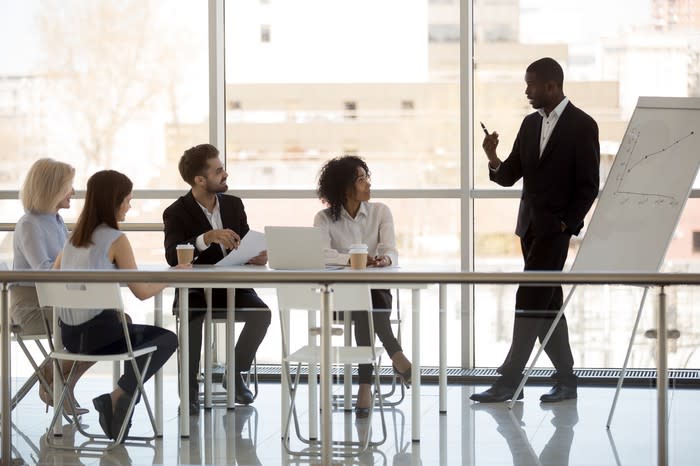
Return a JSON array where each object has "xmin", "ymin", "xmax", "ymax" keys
[
  {"xmin": 176, "ymin": 244, "xmax": 195, "ymax": 249},
  {"xmin": 349, "ymin": 243, "xmax": 368, "ymax": 253}
]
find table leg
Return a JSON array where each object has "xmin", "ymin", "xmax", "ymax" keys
[
  {"xmin": 179, "ymin": 286, "xmax": 190, "ymax": 437},
  {"xmin": 411, "ymin": 288, "xmax": 421, "ymax": 442},
  {"xmin": 439, "ymin": 284, "xmax": 447, "ymax": 414},
  {"xmin": 204, "ymin": 288, "xmax": 213, "ymax": 408},
  {"xmin": 154, "ymin": 291, "xmax": 163, "ymax": 436},
  {"xmin": 226, "ymin": 289, "xmax": 236, "ymax": 409},
  {"xmin": 1, "ymin": 283, "xmax": 11, "ymax": 462},
  {"xmin": 657, "ymin": 287, "xmax": 668, "ymax": 466},
  {"xmin": 308, "ymin": 309, "xmax": 318, "ymax": 439},
  {"xmin": 280, "ymin": 302, "xmax": 290, "ymax": 437},
  {"xmin": 320, "ymin": 284, "xmax": 333, "ymax": 463}
]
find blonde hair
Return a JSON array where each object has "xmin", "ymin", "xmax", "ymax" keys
[{"xmin": 21, "ymin": 158, "xmax": 75, "ymax": 213}]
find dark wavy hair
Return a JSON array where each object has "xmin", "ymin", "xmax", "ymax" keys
[
  {"xmin": 70, "ymin": 170, "xmax": 133, "ymax": 247},
  {"xmin": 316, "ymin": 155, "xmax": 370, "ymax": 221}
]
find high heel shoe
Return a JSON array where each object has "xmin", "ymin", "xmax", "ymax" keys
[
  {"xmin": 354, "ymin": 404, "xmax": 370, "ymax": 419},
  {"xmin": 39, "ymin": 384, "xmax": 89, "ymax": 416},
  {"xmin": 393, "ymin": 364, "xmax": 412, "ymax": 388}
]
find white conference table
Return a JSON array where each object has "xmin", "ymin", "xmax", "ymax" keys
[
  {"xmin": 157, "ymin": 264, "xmax": 450, "ymax": 444},
  {"xmin": 0, "ymin": 269, "xmax": 687, "ymax": 465}
]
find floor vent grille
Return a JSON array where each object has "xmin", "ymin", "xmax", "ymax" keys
[{"xmin": 210, "ymin": 365, "xmax": 700, "ymax": 387}]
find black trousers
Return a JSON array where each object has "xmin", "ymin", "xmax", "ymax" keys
[
  {"xmin": 176, "ymin": 288, "xmax": 271, "ymax": 399},
  {"xmin": 61, "ymin": 310, "xmax": 178, "ymax": 396},
  {"xmin": 498, "ymin": 227, "xmax": 577, "ymax": 387},
  {"xmin": 336, "ymin": 289, "xmax": 402, "ymax": 384}
]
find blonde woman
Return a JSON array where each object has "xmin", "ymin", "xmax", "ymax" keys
[{"xmin": 11, "ymin": 158, "xmax": 90, "ymax": 415}]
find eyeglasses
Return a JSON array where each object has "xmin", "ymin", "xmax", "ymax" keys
[{"xmin": 355, "ymin": 175, "xmax": 371, "ymax": 184}]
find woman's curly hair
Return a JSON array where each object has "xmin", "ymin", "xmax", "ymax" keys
[{"xmin": 316, "ymin": 155, "xmax": 370, "ymax": 221}]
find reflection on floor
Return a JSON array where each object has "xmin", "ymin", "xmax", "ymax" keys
[{"xmin": 6, "ymin": 375, "xmax": 700, "ymax": 465}]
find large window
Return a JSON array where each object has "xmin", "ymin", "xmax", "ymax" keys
[
  {"xmin": 0, "ymin": 0, "xmax": 208, "ymax": 191},
  {"xmin": 224, "ymin": 0, "xmax": 458, "ymax": 190},
  {"xmin": 3, "ymin": 0, "xmax": 700, "ymax": 372},
  {"xmin": 473, "ymin": 0, "xmax": 700, "ymax": 369}
]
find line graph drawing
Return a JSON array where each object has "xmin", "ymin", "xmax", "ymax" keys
[
  {"xmin": 573, "ymin": 97, "xmax": 700, "ymax": 274},
  {"xmin": 611, "ymin": 123, "xmax": 697, "ymax": 205}
]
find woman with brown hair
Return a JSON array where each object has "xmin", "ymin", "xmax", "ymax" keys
[{"xmin": 54, "ymin": 170, "xmax": 182, "ymax": 441}]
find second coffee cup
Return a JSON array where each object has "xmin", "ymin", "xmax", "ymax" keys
[{"xmin": 349, "ymin": 244, "xmax": 368, "ymax": 270}]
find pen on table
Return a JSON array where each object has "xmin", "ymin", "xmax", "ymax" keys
[{"xmin": 480, "ymin": 121, "xmax": 489, "ymax": 136}]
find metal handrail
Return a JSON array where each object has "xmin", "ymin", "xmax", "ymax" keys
[
  {"xmin": 1, "ymin": 269, "xmax": 699, "ymax": 286},
  {"xmin": 0, "ymin": 222, "xmax": 162, "ymax": 232}
]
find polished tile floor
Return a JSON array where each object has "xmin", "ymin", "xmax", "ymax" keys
[{"xmin": 6, "ymin": 374, "xmax": 699, "ymax": 465}]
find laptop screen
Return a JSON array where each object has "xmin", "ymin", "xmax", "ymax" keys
[{"xmin": 264, "ymin": 226, "xmax": 326, "ymax": 270}]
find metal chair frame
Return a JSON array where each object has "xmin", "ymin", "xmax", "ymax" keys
[{"xmin": 37, "ymin": 282, "xmax": 159, "ymax": 452}]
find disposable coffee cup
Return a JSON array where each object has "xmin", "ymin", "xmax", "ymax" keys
[
  {"xmin": 348, "ymin": 244, "xmax": 368, "ymax": 270},
  {"xmin": 176, "ymin": 244, "xmax": 195, "ymax": 265}
]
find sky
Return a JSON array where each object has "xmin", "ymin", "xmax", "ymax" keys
[{"xmin": 0, "ymin": 0, "xmax": 40, "ymax": 75}]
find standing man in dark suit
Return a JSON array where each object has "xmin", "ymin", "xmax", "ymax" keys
[
  {"xmin": 163, "ymin": 144, "xmax": 271, "ymax": 414},
  {"xmin": 471, "ymin": 57, "xmax": 600, "ymax": 403}
]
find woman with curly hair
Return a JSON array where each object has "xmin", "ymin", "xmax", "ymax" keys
[{"xmin": 314, "ymin": 155, "xmax": 411, "ymax": 418}]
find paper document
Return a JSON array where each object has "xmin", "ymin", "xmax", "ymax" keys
[
  {"xmin": 215, "ymin": 230, "xmax": 267, "ymax": 266},
  {"xmin": 323, "ymin": 249, "xmax": 350, "ymax": 266}
]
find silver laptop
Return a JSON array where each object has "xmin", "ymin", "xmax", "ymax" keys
[{"xmin": 265, "ymin": 226, "xmax": 327, "ymax": 270}]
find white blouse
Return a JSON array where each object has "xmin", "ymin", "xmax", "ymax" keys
[{"xmin": 313, "ymin": 201, "xmax": 398, "ymax": 266}]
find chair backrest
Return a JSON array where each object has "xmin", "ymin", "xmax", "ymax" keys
[
  {"xmin": 36, "ymin": 282, "xmax": 124, "ymax": 310},
  {"xmin": 276, "ymin": 284, "xmax": 371, "ymax": 312}
]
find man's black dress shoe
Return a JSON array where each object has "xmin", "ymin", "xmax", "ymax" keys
[
  {"xmin": 470, "ymin": 383, "xmax": 523, "ymax": 403},
  {"xmin": 234, "ymin": 372, "xmax": 255, "ymax": 405},
  {"xmin": 189, "ymin": 401, "xmax": 200, "ymax": 415},
  {"xmin": 92, "ymin": 394, "xmax": 114, "ymax": 439},
  {"xmin": 540, "ymin": 383, "xmax": 577, "ymax": 403},
  {"xmin": 111, "ymin": 394, "xmax": 133, "ymax": 442}
]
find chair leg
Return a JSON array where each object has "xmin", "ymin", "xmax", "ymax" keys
[
  {"xmin": 47, "ymin": 355, "xmax": 158, "ymax": 452},
  {"xmin": 118, "ymin": 354, "xmax": 158, "ymax": 442},
  {"xmin": 282, "ymin": 362, "xmax": 302, "ymax": 453},
  {"xmin": 47, "ymin": 362, "xmax": 106, "ymax": 450},
  {"xmin": 11, "ymin": 337, "xmax": 51, "ymax": 410}
]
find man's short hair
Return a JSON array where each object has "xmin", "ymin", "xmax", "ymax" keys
[
  {"xmin": 178, "ymin": 144, "xmax": 220, "ymax": 186},
  {"xmin": 526, "ymin": 57, "xmax": 564, "ymax": 88}
]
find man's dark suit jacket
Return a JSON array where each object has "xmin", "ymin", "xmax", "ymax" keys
[
  {"xmin": 490, "ymin": 102, "xmax": 600, "ymax": 238},
  {"xmin": 163, "ymin": 191, "xmax": 251, "ymax": 311}
]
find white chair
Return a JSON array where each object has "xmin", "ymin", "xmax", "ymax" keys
[
  {"xmin": 1, "ymin": 259, "xmax": 61, "ymax": 416},
  {"xmin": 176, "ymin": 288, "xmax": 258, "ymax": 409},
  {"xmin": 334, "ymin": 289, "xmax": 406, "ymax": 410},
  {"xmin": 36, "ymin": 282, "xmax": 159, "ymax": 451},
  {"xmin": 204, "ymin": 287, "xmax": 258, "ymax": 405},
  {"xmin": 10, "ymin": 318, "xmax": 53, "ymax": 411},
  {"xmin": 278, "ymin": 284, "xmax": 387, "ymax": 457}
]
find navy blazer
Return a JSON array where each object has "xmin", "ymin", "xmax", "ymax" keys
[
  {"xmin": 490, "ymin": 102, "xmax": 600, "ymax": 237},
  {"xmin": 163, "ymin": 191, "xmax": 250, "ymax": 267},
  {"xmin": 163, "ymin": 191, "xmax": 252, "ymax": 311}
]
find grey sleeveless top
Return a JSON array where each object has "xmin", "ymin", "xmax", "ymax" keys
[{"xmin": 58, "ymin": 224, "xmax": 123, "ymax": 326}]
